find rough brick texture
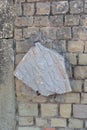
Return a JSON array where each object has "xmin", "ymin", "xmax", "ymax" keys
[{"xmin": 14, "ymin": 0, "xmax": 87, "ymax": 130}]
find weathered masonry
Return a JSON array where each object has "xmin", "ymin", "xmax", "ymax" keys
[{"xmin": 1, "ymin": 0, "xmax": 87, "ymax": 130}]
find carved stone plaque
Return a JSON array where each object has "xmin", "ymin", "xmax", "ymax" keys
[{"xmin": 14, "ymin": 42, "xmax": 72, "ymax": 96}]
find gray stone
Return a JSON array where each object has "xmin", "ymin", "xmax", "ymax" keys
[
  {"xmin": 0, "ymin": 39, "xmax": 15, "ymax": 130},
  {"xmin": 14, "ymin": 42, "xmax": 71, "ymax": 96},
  {"xmin": 70, "ymin": 0, "xmax": 83, "ymax": 14},
  {"xmin": 52, "ymin": 1, "xmax": 69, "ymax": 14}
]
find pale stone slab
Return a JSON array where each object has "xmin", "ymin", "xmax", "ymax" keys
[
  {"xmin": 0, "ymin": 39, "xmax": 15, "ymax": 130},
  {"xmin": 14, "ymin": 42, "xmax": 71, "ymax": 96}
]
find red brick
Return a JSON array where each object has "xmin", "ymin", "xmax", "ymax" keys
[{"xmin": 43, "ymin": 128, "xmax": 55, "ymax": 130}]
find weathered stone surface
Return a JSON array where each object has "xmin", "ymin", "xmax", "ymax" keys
[
  {"xmin": 65, "ymin": 15, "xmax": 80, "ymax": 26},
  {"xmin": 0, "ymin": 39, "xmax": 15, "ymax": 130},
  {"xmin": 81, "ymin": 93, "xmax": 87, "ymax": 104},
  {"xmin": 70, "ymin": 80, "xmax": 82, "ymax": 92},
  {"xmin": 41, "ymin": 104, "xmax": 58, "ymax": 117},
  {"xmin": 34, "ymin": 16, "xmax": 49, "ymax": 27},
  {"xmin": 52, "ymin": 40, "xmax": 66, "ymax": 53},
  {"xmin": 18, "ymin": 103, "xmax": 38, "ymax": 116},
  {"xmin": 80, "ymin": 15, "xmax": 87, "ymax": 26},
  {"xmin": 14, "ymin": 42, "xmax": 71, "ymax": 96},
  {"xmin": 68, "ymin": 119, "xmax": 83, "ymax": 128},
  {"xmin": 36, "ymin": 2, "xmax": 50, "ymax": 15},
  {"xmin": 73, "ymin": 27, "xmax": 87, "ymax": 40},
  {"xmin": 49, "ymin": 15, "xmax": 63, "ymax": 27},
  {"xmin": 15, "ymin": 17, "xmax": 33, "ymax": 27},
  {"xmin": 51, "ymin": 118, "xmax": 66, "ymax": 127},
  {"xmin": 84, "ymin": 0, "xmax": 87, "ymax": 13},
  {"xmin": 18, "ymin": 127, "xmax": 40, "ymax": 130},
  {"xmin": 60, "ymin": 104, "xmax": 71, "ymax": 118},
  {"xmin": 74, "ymin": 66, "xmax": 87, "ymax": 79},
  {"xmin": 70, "ymin": 0, "xmax": 83, "ymax": 14},
  {"xmin": 73, "ymin": 105, "xmax": 87, "ymax": 118},
  {"xmin": 40, "ymin": 27, "xmax": 57, "ymax": 40},
  {"xmin": 36, "ymin": 118, "xmax": 48, "ymax": 127},
  {"xmin": 65, "ymin": 93, "xmax": 80, "ymax": 103},
  {"xmin": 84, "ymin": 80, "xmax": 87, "ymax": 92},
  {"xmin": 79, "ymin": 54, "xmax": 87, "ymax": 65},
  {"xmin": 52, "ymin": 1, "xmax": 69, "ymax": 14},
  {"xmin": 19, "ymin": 117, "xmax": 34, "ymax": 126},
  {"xmin": 57, "ymin": 27, "xmax": 71, "ymax": 40},
  {"xmin": 23, "ymin": 3, "xmax": 35, "ymax": 16},
  {"xmin": 68, "ymin": 40, "xmax": 84, "ymax": 53},
  {"xmin": 0, "ymin": 0, "xmax": 14, "ymax": 38}
]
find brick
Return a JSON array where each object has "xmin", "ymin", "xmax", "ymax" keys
[
  {"xmin": 36, "ymin": 118, "xmax": 48, "ymax": 127},
  {"xmin": 19, "ymin": 117, "xmax": 34, "ymax": 126},
  {"xmin": 18, "ymin": 127, "xmax": 40, "ymax": 130},
  {"xmin": 60, "ymin": 104, "xmax": 71, "ymax": 118},
  {"xmin": 40, "ymin": 27, "xmax": 57, "ymax": 40},
  {"xmin": 16, "ymin": 3, "xmax": 22, "ymax": 16},
  {"xmin": 84, "ymin": 80, "xmax": 87, "ymax": 92},
  {"xmin": 65, "ymin": 93, "xmax": 80, "ymax": 103},
  {"xmin": 74, "ymin": 66, "xmax": 87, "ymax": 79},
  {"xmin": 80, "ymin": 15, "xmax": 87, "ymax": 26},
  {"xmin": 57, "ymin": 27, "xmax": 71, "ymax": 40},
  {"xmin": 68, "ymin": 40, "xmax": 84, "ymax": 53},
  {"xmin": 36, "ymin": 2, "xmax": 50, "ymax": 15},
  {"xmin": 16, "ymin": 40, "xmax": 33, "ymax": 53},
  {"xmin": 65, "ymin": 15, "xmax": 80, "ymax": 26},
  {"xmin": 16, "ymin": 79, "xmax": 47, "ymax": 103},
  {"xmin": 58, "ymin": 129, "xmax": 75, "ymax": 130},
  {"xmin": 18, "ymin": 103, "xmax": 38, "ymax": 116},
  {"xmin": 70, "ymin": 0, "xmax": 83, "ymax": 14},
  {"xmin": 52, "ymin": 40, "xmax": 66, "ymax": 53},
  {"xmin": 41, "ymin": 104, "xmax": 58, "ymax": 117},
  {"xmin": 84, "ymin": 0, "xmax": 87, "ymax": 13},
  {"xmin": 14, "ymin": 28, "xmax": 22, "ymax": 40},
  {"xmin": 70, "ymin": 80, "xmax": 82, "ymax": 92},
  {"xmin": 43, "ymin": 128, "xmax": 56, "ymax": 130},
  {"xmin": 85, "ymin": 120, "xmax": 87, "ymax": 127},
  {"xmin": 73, "ymin": 27, "xmax": 87, "ymax": 41},
  {"xmin": 68, "ymin": 119, "xmax": 83, "ymax": 128},
  {"xmin": 79, "ymin": 54, "xmax": 87, "ymax": 65},
  {"xmin": 23, "ymin": 3, "xmax": 34, "ymax": 16},
  {"xmin": 52, "ymin": 1, "xmax": 69, "ymax": 14},
  {"xmin": 16, "ymin": 54, "xmax": 25, "ymax": 65},
  {"xmin": 34, "ymin": 16, "xmax": 49, "ymax": 27},
  {"xmin": 23, "ymin": 27, "xmax": 39, "ymax": 38},
  {"xmin": 81, "ymin": 93, "xmax": 87, "ymax": 104},
  {"xmin": 85, "ymin": 43, "xmax": 87, "ymax": 52},
  {"xmin": 15, "ymin": 17, "xmax": 33, "ymax": 27},
  {"xmin": 65, "ymin": 53, "xmax": 77, "ymax": 65},
  {"xmin": 51, "ymin": 118, "xmax": 66, "ymax": 127},
  {"xmin": 49, "ymin": 15, "xmax": 63, "ymax": 27},
  {"xmin": 73, "ymin": 105, "xmax": 87, "ymax": 118}
]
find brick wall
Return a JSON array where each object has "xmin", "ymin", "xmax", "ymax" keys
[{"xmin": 15, "ymin": 0, "xmax": 87, "ymax": 130}]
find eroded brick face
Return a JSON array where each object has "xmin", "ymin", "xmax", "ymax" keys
[{"xmin": 14, "ymin": 0, "xmax": 87, "ymax": 130}]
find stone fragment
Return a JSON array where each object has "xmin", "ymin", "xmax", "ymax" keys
[
  {"xmin": 65, "ymin": 15, "xmax": 80, "ymax": 26},
  {"xmin": 68, "ymin": 119, "xmax": 83, "ymax": 128},
  {"xmin": 23, "ymin": 3, "xmax": 34, "ymax": 16},
  {"xmin": 73, "ymin": 105, "xmax": 87, "ymax": 118},
  {"xmin": 19, "ymin": 117, "xmax": 34, "ymax": 126},
  {"xmin": 70, "ymin": 80, "xmax": 82, "ymax": 92},
  {"xmin": 51, "ymin": 118, "xmax": 66, "ymax": 127},
  {"xmin": 70, "ymin": 0, "xmax": 83, "ymax": 14},
  {"xmin": 36, "ymin": 2, "xmax": 50, "ymax": 15},
  {"xmin": 79, "ymin": 54, "xmax": 87, "ymax": 65},
  {"xmin": 60, "ymin": 104, "xmax": 71, "ymax": 118},
  {"xmin": 18, "ymin": 103, "xmax": 38, "ymax": 116},
  {"xmin": 57, "ymin": 27, "xmax": 71, "ymax": 40},
  {"xmin": 14, "ymin": 42, "xmax": 71, "ymax": 96},
  {"xmin": 74, "ymin": 66, "xmax": 87, "ymax": 79},
  {"xmin": 52, "ymin": 1, "xmax": 69, "ymax": 14},
  {"xmin": 41, "ymin": 104, "xmax": 58, "ymax": 117}
]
